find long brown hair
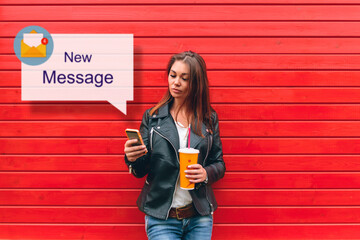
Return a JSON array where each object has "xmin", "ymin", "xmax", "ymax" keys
[{"xmin": 149, "ymin": 51, "xmax": 213, "ymax": 137}]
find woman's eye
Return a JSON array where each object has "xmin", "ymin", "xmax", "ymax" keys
[
  {"xmin": 170, "ymin": 75, "xmax": 176, "ymax": 78},
  {"xmin": 182, "ymin": 78, "xmax": 188, "ymax": 81}
]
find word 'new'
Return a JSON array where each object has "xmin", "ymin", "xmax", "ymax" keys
[{"xmin": 65, "ymin": 51, "xmax": 92, "ymax": 63}]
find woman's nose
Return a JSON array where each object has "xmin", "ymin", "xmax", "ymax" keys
[{"xmin": 174, "ymin": 77, "xmax": 180, "ymax": 85}]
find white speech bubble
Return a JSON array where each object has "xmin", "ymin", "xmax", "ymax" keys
[{"xmin": 21, "ymin": 34, "xmax": 133, "ymax": 114}]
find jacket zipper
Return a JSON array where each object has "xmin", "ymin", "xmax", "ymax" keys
[
  {"xmin": 150, "ymin": 127, "xmax": 154, "ymax": 150},
  {"xmin": 152, "ymin": 128, "xmax": 180, "ymax": 220},
  {"xmin": 204, "ymin": 133, "xmax": 214, "ymax": 215}
]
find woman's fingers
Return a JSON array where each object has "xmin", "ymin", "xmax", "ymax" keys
[
  {"xmin": 189, "ymin": 178, "xmax": 204, "ymax": 183},
  {"xmin": 186, "ymin": 174, "xmax": 203, "ymax": 179},
  {"xmin": 185, "ymin": 164, "xmax": 207, "ymax": 182},
  {"xmin": 125, "ymin": 149, "xmax": 147, "ymax": 162},
  {"xmin": 125, "ymin": 139, "xmax": 139, "ymax": 147},
  {"xmin": 125, "ymin": 144, "xmax": 146, "ymax": 154},
  {"xmin": 124, "ymin": 139, "xmax": 147, "ymax": 162},
  {"xmin": 126, "ymin": 148, "xmax": 147, "ymax": 157}
]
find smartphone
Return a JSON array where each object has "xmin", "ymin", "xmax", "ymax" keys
[{"xmin": 125, "ymin": 128, "xmax": 147, "ymax": 153}]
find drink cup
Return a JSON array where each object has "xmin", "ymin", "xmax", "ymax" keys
[{"xmin": 179, "ymin": 148, "xmax": 199, "ymax": 190}]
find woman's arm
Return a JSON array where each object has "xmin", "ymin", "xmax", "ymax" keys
[
  {"xmin": 124, "ymin": 109, "xmax": 152, "ymax": 178},
  {"xmin": 203, "ymin": 111, "xmax": 226, "ymax": 185}
]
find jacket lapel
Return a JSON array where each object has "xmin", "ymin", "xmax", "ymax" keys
[
  {"xmin": 156, "ymin": 116, "xmax": 180, "ymax": 151},
  {"xmin": 150, "ymin": 102, "xmax": 208, "ymax": 151},
  {"xmin": 189, "ymin": 121, "xmax": 209, "ymax": 149},
  {"xmin": 150, "ymin": 103, "xmax": 180, "ymax": 151}
]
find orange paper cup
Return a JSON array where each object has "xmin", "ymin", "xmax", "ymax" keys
[{"xmin": 179, "ymin": 148, "xmax": 199, "ymax": 190}]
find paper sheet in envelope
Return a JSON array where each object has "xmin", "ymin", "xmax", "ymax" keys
[{"xmin": 21, "ymin": 30, "xmax": 46, "ymax": 58}]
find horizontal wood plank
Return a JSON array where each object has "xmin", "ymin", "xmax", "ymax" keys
[
  {"xmin": 2, "ymin": 206, "xmax": 360, "ymax": 224},
  {"xmin": 3, "ymin": 54, "xmax": 360, "ymax": 70},
  {"xmin": 4, "ymin": 189, "xmax": 360, "ymax": 206},
  {"xmin": 0, "ymin": 189, "xmax": 140, "ymax": 206},
  {"xmin": 4, "ymin": 70, "xmax": 360, "ymax": 87},
  {"xmin": 2, "ymin": 172, "xmax": 360, "ymax": 189},
  {"xmin": 4, "ymin": 121, "xmax": 360, "ymax": 137},
  {"xmin": 2, "ymin": 155, "xmax": 360, "ymax": 171},
  {"xmin": 3, "ymin": 138, "xmax": 360, "ymax": 154},
  {"xmin": 4, "ymin": 6, "xmax": 360, "ymax": 21},
  {"xmin": 3, "ymin": 224, "xmax": 360, "ymax": 240},
  {"xmin": 4, "ymin": 22, "xmax": 360, "ymax": 37},
  {"xmin": 3, "ymin": 0, "xmax": 360, "ymax": 4},
  {"xmin": 0, "ymin": 224, "xmax": 148, "ymax": 240},
  {"xmin": 6, "ymin": 87, "xmax": 360, "ymax": 104},
  {"xmin": 5, "ymin": 37, "xmax": 360, "ymax": 54},
  {"xmin": 3, "ymin": 104, "xmax": 360, "ymax": 121}
]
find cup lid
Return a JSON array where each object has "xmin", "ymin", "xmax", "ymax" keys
[{"xmin": 178, "ymin": 148, "xmax": 199, "ymax": 154}]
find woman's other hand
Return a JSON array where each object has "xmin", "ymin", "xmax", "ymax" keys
[
  {"xmin": 185, "ymin": 164, "xmax": 207, "ymax": 183},
  {"xmin": 124, "ymin": 139, "xmax": 147, "ymax": 162}
]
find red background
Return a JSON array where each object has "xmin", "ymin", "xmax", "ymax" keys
[{"xmin": 2, "ymin": 0, "xmax": 360, "ymax": 239}]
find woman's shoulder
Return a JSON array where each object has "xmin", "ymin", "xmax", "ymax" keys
[
  {"xmin": 210, "ymin": 108, "xmax": 219, "ymax": 123},
  {"xmin": 145, "ymin": 106, "xmax": 156, "ymax": 116},
  {"xmin": 142, "ymin": 106, "xmax": 157, "ymax": 120}
]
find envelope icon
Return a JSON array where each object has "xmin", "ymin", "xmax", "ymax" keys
[{"xmin": 21, "ymin": 30, "xmax": 46, "ymax": 58}]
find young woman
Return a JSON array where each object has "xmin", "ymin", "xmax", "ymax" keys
[{"xmin": 124, "ymin": 51, "xmax": 225, "ymax": 240}]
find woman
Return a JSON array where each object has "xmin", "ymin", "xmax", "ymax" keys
[{"xmin": 124, "ymin": 51, "xmax": 225, "ymax": 240}]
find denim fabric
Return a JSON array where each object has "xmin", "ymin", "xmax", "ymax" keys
[{"xmin": 145, "ymin": 214, "xmax": 213, "ymax": 240}]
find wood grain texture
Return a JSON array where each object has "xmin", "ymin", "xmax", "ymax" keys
[
  {"xmin": 3, "ymin": 54, "xmax": 360, "ymax": 70},
  {"xmin": 4, "ymin": 6, "xmax": 360, "ymax": 21},
  {"xmin": 3, "ymin": 1, "xmax": 360, "ymax": 239},
  {"xmin": 2, "ymin": 138, "xmax": 360, "ymax": 154},
  {"xmin": 3, "ymin": 121, "xmax": 360, "ymax": 137},
  {"xmin": 5, "ymin": 22, "xmax": 360, "ymax": 37},
  {"xmin": 4, "ymin": 104, "xmax": 360, "ymax": 120},
  {"xmin": 4, "ymin": 224, "xmax": 360, "ymax": 240},
  {"xmin": 5, "ymin": 71, "xmax": 360, "ymax": 87},
  {"xmin": 3, "ymin": 154, "xmax": 360, "ymax": 171},
  {"xmin": 5, "ymin": 189, "xmax": 360, "ymax": 206},
  {"xmin": 2, "ymin": 172, "xmax": 360, "ymax": 189},
  {"xmin": 2, "ymin": 206, "xmax": 360, "ymax": 224},
  {"xmin": 6, "ymin": 87, "xmax": 360, "ymax": 103},
  {"xmin": 4, "ymin": 37, "xmax": 360, "ymax": 54},
  {"xmin": 4, "ymin": 0, "xmax": 360, "ymax": 4}
]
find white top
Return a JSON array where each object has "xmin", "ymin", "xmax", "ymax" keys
[{"xmin": 170, "ymin": 121, "xmax": 193, "ymax": 208}]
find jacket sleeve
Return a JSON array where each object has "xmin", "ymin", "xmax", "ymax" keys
[
  {"xmin": 204, "ymin": 111, "xmax": 226, "ymax": 185},
  {"xmin": 124, "ymin": 109, "xmax": 152, "ymax": 178}
]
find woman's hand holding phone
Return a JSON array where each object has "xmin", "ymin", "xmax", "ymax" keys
[{"xmin": 124, "ymin": 139, "xmax": 148, "ymax": 162}]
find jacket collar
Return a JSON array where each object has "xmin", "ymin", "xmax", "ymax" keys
[
  {"xmin": 150, "ymin": 102, "xmax": 209, "ymax": 150},
  {"xmin": 150, "ymin": 102, "xmax": 170, "ymax": 119}
]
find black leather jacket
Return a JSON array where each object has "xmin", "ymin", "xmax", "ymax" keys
[{"xmin": 125, "ymin": 102, "xmax": 225, "ymax": 220}]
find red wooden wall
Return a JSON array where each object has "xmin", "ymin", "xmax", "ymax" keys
[{"xmin": 2, "ymin": 0, "xmax": 360, "ymax": 239}]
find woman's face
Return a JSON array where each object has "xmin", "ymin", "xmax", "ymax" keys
[{"xmin": 168, "ymin": 60, "xmax": 190, "ymax": 102}]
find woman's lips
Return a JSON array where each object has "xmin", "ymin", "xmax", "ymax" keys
[{"xmin": 172, "ymin": 88, "xmax": 182, "ymax": 93}]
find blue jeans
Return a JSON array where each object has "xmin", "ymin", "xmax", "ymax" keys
[{"xmin": 145, "ymin": 214, "xmax": 213, "ymax": 240}]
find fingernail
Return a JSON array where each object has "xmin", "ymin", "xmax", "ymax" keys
[
  {"xmin": 185, "ymin": 175, "xmax": 189, "ymax": 178},
  {"xmin": 184, "ymin": 170, "xmax": 188, "ymax": 173}
]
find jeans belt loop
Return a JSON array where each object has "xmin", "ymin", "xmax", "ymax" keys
[{"xmin": 175, "ymin": 207, "xmax": 183, "ymax": 220}]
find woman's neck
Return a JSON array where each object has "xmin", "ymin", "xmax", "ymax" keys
[
  {"xmin": 171, "ymin": 98, "xmax": 186, "ymax": 113},
  {"xmin": 170, "ymin": 98, "xmax": 190, "ymax": 124}
]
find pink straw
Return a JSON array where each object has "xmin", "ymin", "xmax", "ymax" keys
[{"xmin": 187, "ymin": 124, "xmax": 191, "ymax": 149}]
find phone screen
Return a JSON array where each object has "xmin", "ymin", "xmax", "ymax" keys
[{"xmin": 126, "ymin": 131, "xmax": 142, "ymax": 146}]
